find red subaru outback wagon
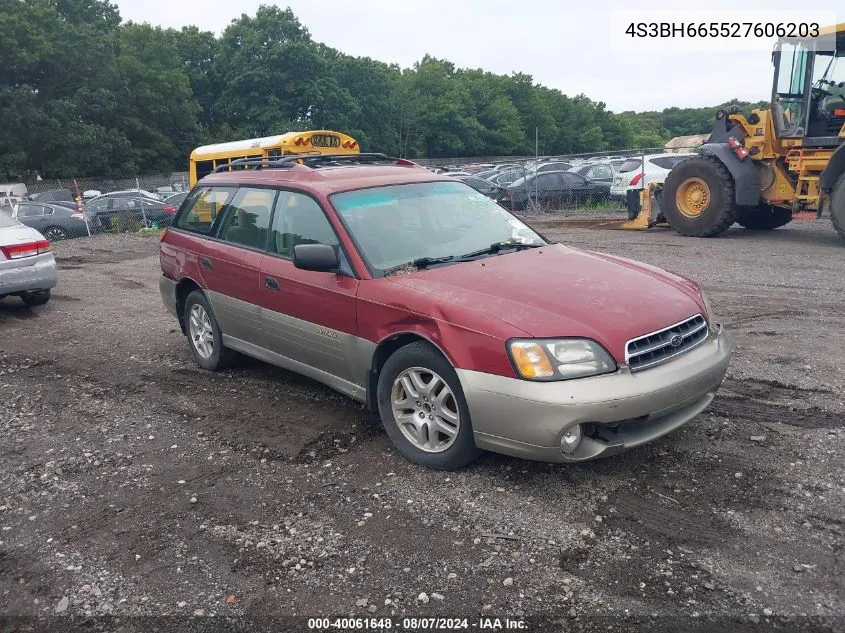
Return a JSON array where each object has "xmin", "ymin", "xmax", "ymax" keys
[{"xmin": 159, "ymin": 154, "xmax": 731, "ymax": 470}]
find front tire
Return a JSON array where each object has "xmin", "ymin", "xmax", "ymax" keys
[
  {"xmin": 376, "ymin": 341, "xmax": 481, "ymax": 470},
  {"xmin": 662, "ymin": 156, "xmax": 737, "ymax": 237},
  {"xmin": 831, "ymin": 173, "xmax": 845, "ymax": 241},
  {"xmin": 183, "ymin": 290, "xmax": 237, "ymax": 371},
  {"xmin": 735, "ymin": 205, "xmax": 793, "ymax": 230}
]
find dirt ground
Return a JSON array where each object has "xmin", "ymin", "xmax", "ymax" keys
[{"xmin": 0, "ymin": 219, "xmax": 843, "ymax": 632}]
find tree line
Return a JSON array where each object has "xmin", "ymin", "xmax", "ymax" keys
[{"xmin": 0, "ymin": 0, "xmax": 769, "ymax": 179}]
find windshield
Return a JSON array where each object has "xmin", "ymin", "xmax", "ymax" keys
[{"xmin": 331, "ymin": 181, "xmax": 545, "ymax": 275}]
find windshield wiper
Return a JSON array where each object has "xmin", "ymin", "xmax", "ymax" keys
[
  {"xmin": 458, "ymin": 240, "xmax": 543, "ymax": 261},
  {"xmin": 382, "ymin": 255, "xmax": 455, "ymax": 276}
]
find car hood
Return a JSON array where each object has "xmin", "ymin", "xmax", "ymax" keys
[{"xmin": 386, "ymin": 243, "xmax": 706, "ymax": 363}]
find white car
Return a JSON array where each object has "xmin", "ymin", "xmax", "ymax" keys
[
  {"xmin": 0, "ymin": 212, "xmax": 57, "ymax": 306},
  {"xmin": 610, "ymin": 153, "xmax": 696, "ymax": 199}
]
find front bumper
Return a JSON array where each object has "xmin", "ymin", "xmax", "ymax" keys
[
  {"xmin": 0, "ymin": 253, "xmax": 58, "ymax": 295},
  {"xmin": 458, "ymin": 324, "xmax": 731, "ymax": 462}
]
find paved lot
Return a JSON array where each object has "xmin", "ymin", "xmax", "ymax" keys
[{"xmin": 0, "ymin": 220, "xmax": 843, "ymax": 632}]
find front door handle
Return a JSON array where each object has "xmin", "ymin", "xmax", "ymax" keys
[
  {"xmin": 264, "ymin": 276, "xmax": 280, "ymax": 291},
  {"xmin": 200, "ymin": 257, "xmax": 212, "ymax": 270}
]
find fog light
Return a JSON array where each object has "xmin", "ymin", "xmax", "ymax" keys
[{"xmin": 561, "ymin": 424, "xmax": 582, "ymax": 454}]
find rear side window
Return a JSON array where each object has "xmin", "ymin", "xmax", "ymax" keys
[
  {"xmin": 618, "ymin": 159, "xmax": 642, "ymax": 173},
  {"xmin": 174, "ymin": 187, "xmax": 235, "ymax": 235},
  {"xmin": 16, "ymin": 204, "xmax": 45, "ymax": 217},
  {"xmin": 651, "ymin": 156, "xmax": 692, "ymax": 169},
  {"xmin": 217, "ymin": 188, "xmax": 275, "ymax": 250}
]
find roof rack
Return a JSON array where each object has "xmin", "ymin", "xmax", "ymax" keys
[{"xmin": 209, "ymin": 153, "xmax": 414, "ymax": 176}]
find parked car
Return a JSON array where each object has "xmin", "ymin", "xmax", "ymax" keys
[
  {"xmin": 29, "ymin": 188, "xmax": 75, "ymax": 203},
  {"xmin": 13, "ymin": 201, "xmax": 90, "ymax": 241},
  {"xmin": 569, "ymin": 162, "xmax": 615, "ymax": 185},
  {"xmin": 610, "ymin": 153, "xmax": 696, "ymax": 199},
  {"xmin": 488, "ymin": 169, "xmax": 524, "ymax": 188},
  {"xmin": 85, "ymin": 192, "xmax": 177, "ymax": 231},
  {"xmin": 165, "ymin": 192, "xmax": 188, "ymax": 207},
  {"xmin": 0, "ymin": 212, "xmax": 56, "ymax": 306},
  {"xmin": 155, "ymin": 184, "xmax": 188, "ymax": 196},
  {"xmin": 159, "ymin": 154, "xmax": 730, "ymax": 470},
  {"xmin": 498, "ymin": 170, "xmax": 611, "ymax": 211},
  {"xmin": 1, "ymin": 182, "xmax": 28, "ymax": 199},
  {"xmin": 93, "ymin": 188, "xmax": 164, "ymax": 202},
  {"xmin": 534, "ymin": 161, "xmax": 573, "ymax": 174},
  {"xmin": 453, "ymin": 175, "xmax": 500, "ymax": 199},
  {"xmin": 0, "ymin": 196, "xmax": 24, "ymax": 212}
]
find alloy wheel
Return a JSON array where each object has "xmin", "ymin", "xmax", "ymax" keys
[{"xmin": 390, "ymin": 367, "xmax": 460, "ymax": 453}]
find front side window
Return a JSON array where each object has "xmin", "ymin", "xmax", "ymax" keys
[
  {"xmin": 331, "ymin": 181, "xmax": 544, "ymax": 275},
  {"xmin": 270, "ymin": 191, "xmax": 339, "ymax": 258},
  {"xmin": 217, "ymin": 188, "xmax": 274, "ymax": 250},
  {"xmin": 591, "ymin": 165, "xmax": 613, "ymax": 179},
  {"xmin": 175, "ymin": 187, "xmax": 235, "ymax": 235}
]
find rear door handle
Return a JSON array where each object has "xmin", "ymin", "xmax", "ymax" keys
[
  {"xmin": 200, "ymin": 257, "xmax": 212, "ymax": 270},
  {"xmin": 264, "ymin": 276, "xmax": 280, "ymax": 291}
]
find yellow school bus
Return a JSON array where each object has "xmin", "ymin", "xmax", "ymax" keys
[{"xmin": 188, "ymin": 130, "xmax": 360, "ymax": 186}]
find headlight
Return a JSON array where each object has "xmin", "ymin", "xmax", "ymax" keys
[
  {"xmin": 508, "ymin": 339, "xmax": 616, "ymax": 381},
  {"xmin": 700, "ymin": 289, "xmax": 715, "ymax": 323}
]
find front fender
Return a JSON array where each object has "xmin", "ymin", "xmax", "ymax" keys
[{"xmin": 699, "ymin": 143, "xmax": 760, "ymax": 206}]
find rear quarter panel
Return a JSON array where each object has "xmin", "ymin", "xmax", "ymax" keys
[{"xmin": 160, "ymin": 229, "xmax": 207, "ymax": 287}]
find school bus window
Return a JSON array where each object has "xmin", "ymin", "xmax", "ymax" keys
[{"xmin": 196, "ymin": 160, "xmax": 214, "ymax": 179}]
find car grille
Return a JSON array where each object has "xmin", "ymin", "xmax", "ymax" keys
[{"xmin": 625, "ymin": 314, "xmax": 708, "ymax": 372}]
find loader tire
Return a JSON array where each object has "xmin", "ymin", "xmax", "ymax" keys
[
  {"xmin": 662, "ymin": 156, "xmax": 737, "ymax": 237},
  {"xmin": 735, "ymin": 204, "xmax": 793, "ymax": 230},
  {"xmin": 832, "ymin": 173, "xmax": 845, "ymax": 242}
]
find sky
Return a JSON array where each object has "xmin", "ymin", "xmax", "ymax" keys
[{"xmin": 113, "ymin": 0, "xmax": 840, "ymax": 113}]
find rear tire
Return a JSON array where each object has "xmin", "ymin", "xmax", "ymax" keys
[
  {"xmin": 662, "ymin": 156, "xmax": 737, "ymax": 237},
  {"xmin": 376, "ymin": 341, "xmax": 481, "ymax": 470},
  {"xmin": 183, "ymin": 290, "xmax": 237, "ymax": 371},
  {"xmin": 21, "ymin": 289, "xmax": 50, "ymax": 307},
  {"xmin": 831, "ymin": 173, "xmax": 845, "ymax": 241},
  {"xmin": 44, "ymin": 227, "xmax": 69, "ymax": 241},
  {"xmin": 735, "ymin": 205, "xmax": 793, "ymax": 230}
]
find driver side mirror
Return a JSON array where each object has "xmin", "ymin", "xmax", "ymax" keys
[{"xmin": 293, "ymin": 243, "xmax": 339, "ymax": 272}]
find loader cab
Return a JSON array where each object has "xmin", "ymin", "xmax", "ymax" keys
[{"xmin": 771, "ymin": 28, "xmax": 845, "ymax": 145}]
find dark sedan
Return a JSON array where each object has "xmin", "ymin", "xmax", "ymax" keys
[
  {"xmin": 569, "ymin": 162, "xmax": 615, "ymax": 185},
  {"xmin": 453, "ymin": 175, "xmax": 500, "ymax": 199},
  {"xmin": 497, "ymin": 170, "xmax": 611, "ymax": 211},
  {"xmin": 29, "ymin": 188, "xmax": 75, "ymax": 203},
  {"xmin": 13, "ymin": 202, "xmax": 91, "ymax": 240},
  {"xmin": 84, "ymin": 193, "xmax": 178, "ymax": 231},
  {"xmin": 164, "ymin": 191, "xmax": 188, "ymax": 207}
]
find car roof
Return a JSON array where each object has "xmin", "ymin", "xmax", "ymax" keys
[{"xmin": 198, "ymin": 162, "xmax": 452, "ymax": 195}]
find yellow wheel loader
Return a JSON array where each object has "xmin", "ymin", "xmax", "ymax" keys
[{"xmin": 655, "ymin": 24, "xmax": 845, "ymax": 240}]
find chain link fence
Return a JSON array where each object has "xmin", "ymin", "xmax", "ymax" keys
[
  {"xmin": 0, "ymin": 145, "xmax": 702, "ymax": 242},
  {"xmin": 0, "ymin": 174, "xmax": 190, "ymax": 241},
  {"xmin": 422, "ymin": 147, "xmax": 698, "ymax": 220}
]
